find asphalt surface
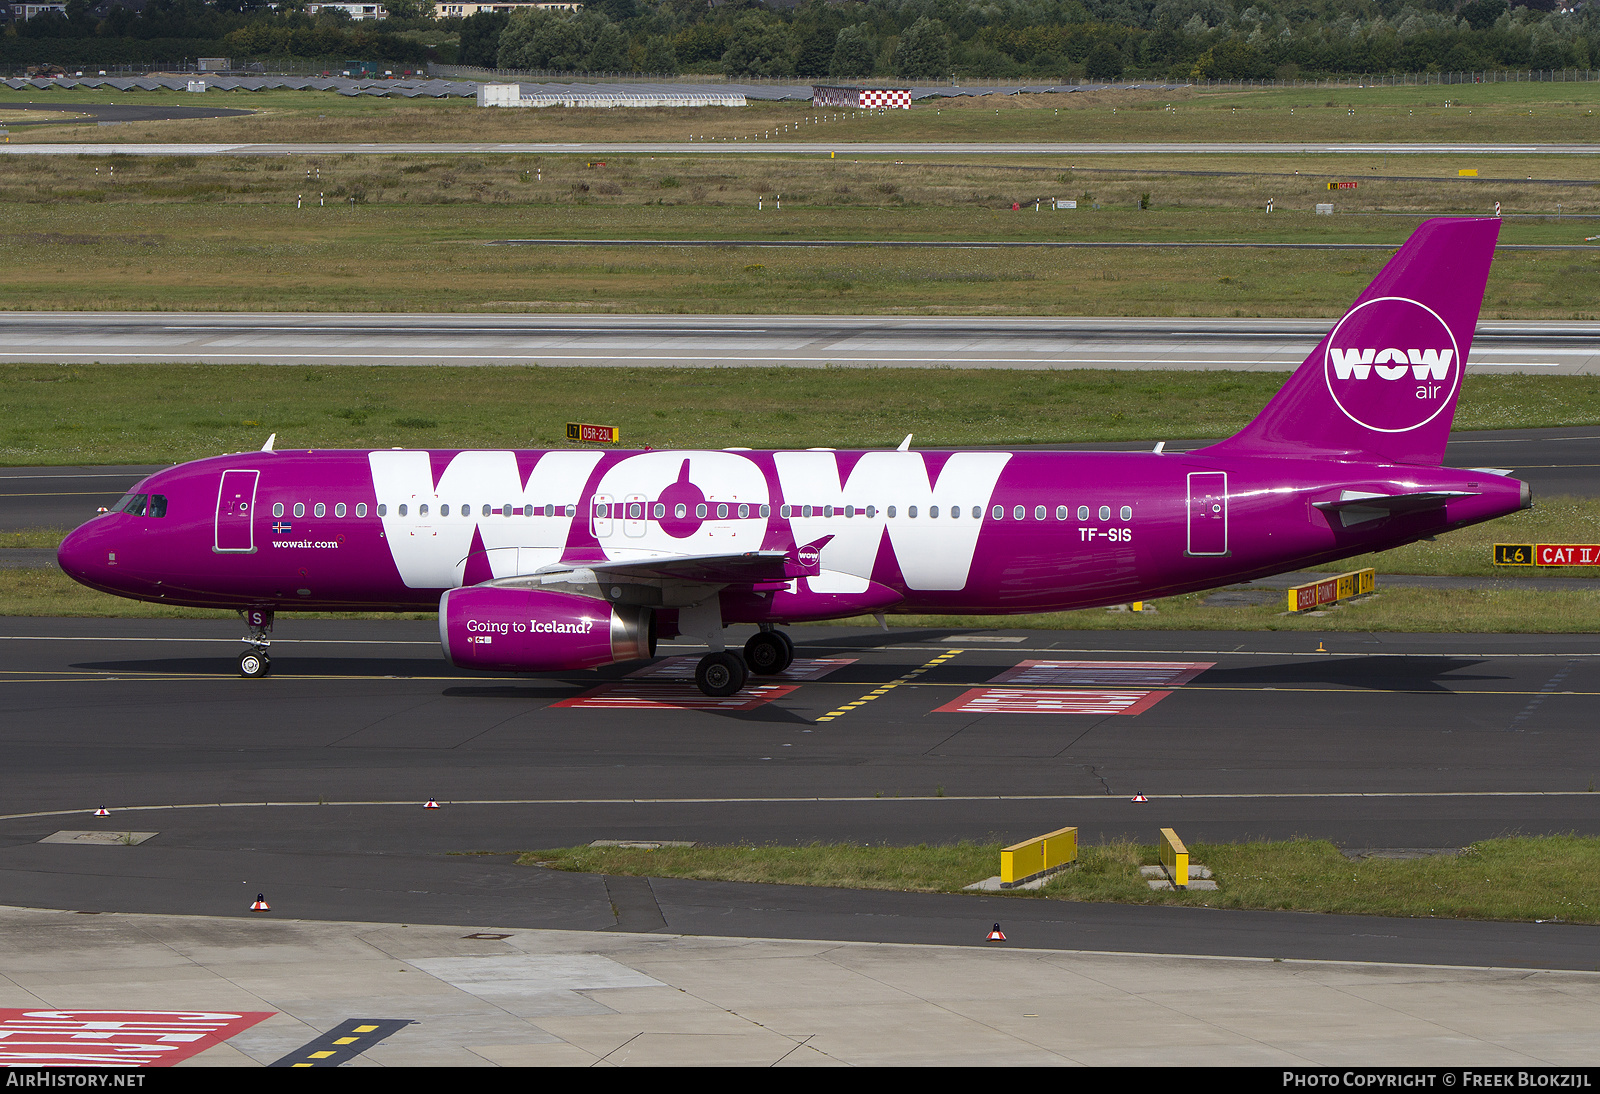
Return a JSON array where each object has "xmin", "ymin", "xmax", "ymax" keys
[
  {"xmin": 0, "ymin": 103, "xmax": 251, "ymax": 126},
  {"xmin": 2, "ymin": 428, "xmax": 1595, "ymax": 538},
  {"xmin": 1, "ymin": 618, "xmax": 1598, "ymax": 969},
  {"xmin": 5, "ymin": 141, "xmax": 1600, "ymax": 156},
  {"xmin": 1, "ymin": 313, "xmax": 1596, "ymax": 371}
]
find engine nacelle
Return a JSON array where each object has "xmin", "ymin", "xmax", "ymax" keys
[{"xmin": 439, "ymin": 586, "xmax": 654, "ymax": 672}]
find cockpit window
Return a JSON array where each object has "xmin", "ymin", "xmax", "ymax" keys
[
  {"xmin": 115, "ymin": 494, "xmax": 149, "ymax": 516},
  {"xmin": 148, "ymin": 495, "xmax": 168, "ymax": 518}
]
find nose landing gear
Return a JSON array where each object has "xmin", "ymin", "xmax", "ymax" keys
[{"xmin": 238, "ymin": 607, "xmax": 273, "ymax": 678}]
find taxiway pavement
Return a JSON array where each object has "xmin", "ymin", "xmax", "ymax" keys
[{"xmin": 1, "ymin": 313, "xmax": 1596, "ymax": 372}]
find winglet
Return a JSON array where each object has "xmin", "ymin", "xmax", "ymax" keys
[
  {"xmin": 260, "ymin": 433, "xmax": 276, "ymax": 453},
  {"xmin": 897, "ymin": 434, "xmax": 913, "ymax": 452}
]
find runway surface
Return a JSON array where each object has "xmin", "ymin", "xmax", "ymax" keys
[
  {"xmin": 2, "ymin": 313, "xmax": 1597, "ymax": 372},
  {"xmin": 0, "ymin": 617, "xmax": 1598, "ymax": 970},
  {"xmin": 4, "ymin": 141, "xmax": 1600, "ymax": 156},
  {"xmin": 3, "ymin": 427, "xmax": 1597, "ymax": 535}
]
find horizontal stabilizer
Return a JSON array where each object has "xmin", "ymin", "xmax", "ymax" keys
[{"xmin": 1314, "ymin": 489, "xmax": 1478, "ymax": 527}]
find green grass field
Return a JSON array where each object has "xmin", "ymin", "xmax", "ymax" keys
[
  {"xmin": 6, "ymin": 364, "xmax": 1600, "ymax": 465},
  {"xmin": 521, "ymin": 835, "xmax": 1600, "ymax": 924},
  {"xmin": 11, "ymin": 80, "xmax": 1600, "ymax": 146}
]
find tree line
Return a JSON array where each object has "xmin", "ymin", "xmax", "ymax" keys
[{"xmin": 6, "ymin": 0, "xmax": 1596, "ymax": 81}]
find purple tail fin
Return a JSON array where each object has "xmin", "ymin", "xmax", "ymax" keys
[{"xmin": 1202, "ymin": 217, "xmax": 1500, "ymax": 466}]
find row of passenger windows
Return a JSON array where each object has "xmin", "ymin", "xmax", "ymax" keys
[{"xmin": 272, "ymin": 501, "xmax": 1136, "ymax": 522}]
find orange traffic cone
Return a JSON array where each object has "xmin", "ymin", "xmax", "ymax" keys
[
  {"xmin": 424, "ymin": 799, "xmax": 440, "ymax": 810},
  {"xmin": 94, "ymin": 808, "xmax": 110, "ymax": 817},
  {"xmin": 1131, "ymin": 794, "xmax": 1148, "ymax": 802},
  {"xmin": 987, "ymin": 923, "xmax": 1006, "ymax": 941},
  {"xmin": 250, "ymin": 893, "xmax": 270, "ymax": 912}
]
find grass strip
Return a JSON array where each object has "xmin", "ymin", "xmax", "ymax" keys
[
  {"xmin": 520, "ymin": 835, "xmax": 1600, "ymax": 924},
  {"xmin": 7, "ymin": 364, "xmax": 1600, "ymax": 465},
  {"xmin": 5, "ymin": 565, "xmax": 1599, "ymax": 630}
]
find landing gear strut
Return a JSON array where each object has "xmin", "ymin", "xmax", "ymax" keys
[
  {"xmin": 743, "ymin": 629, "xmax": 794, "ymax": 676},
  {"xmin": 239, "ymin": 607, "xmax": 273, "ymax": 678}
]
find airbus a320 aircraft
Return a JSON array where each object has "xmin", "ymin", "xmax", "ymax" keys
[{"xmin": 59, "ymin": 217, "xmax": 1528, "ymax": 696}]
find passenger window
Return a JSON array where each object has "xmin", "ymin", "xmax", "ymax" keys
[
  {"xmin": 760, "ymin": 504, "xmax": 770, "ymax": 517},
  {"xmin": 482, "ymin": 504, "xmax": 492, "ymax": 517},
  {"xmin": 908, "ymin": 505, "xmax": 917, "ymax": 518},
  {"xmin": 1099, "ymin": 505, "xmax": 1110, "ymax": 521},
  {"xmin": 149, "ymin": 495, "xmax": 168, "ymax": 518},
  {"xmin": 314, "ymin": 503, "xmax": 325, "ymax": 518},
  {"xmin": 803, "ymin": 505, "xmax": 813, "ymax": 518},
  {"xmin": 950, "ymin": 506, "xmax": 959, "ymax": 519},
  {"xmin": 1013, "ymin": 505, "xmax": 1024, "ymax": 520},
  {"xmin": 565, "ymin": 505, "xmax": 575, "ymax": 517},
  {"xmin": 595, "ymin": 503, "xmax": 608, "ymax": 518},
  {"xmin": 675, "ymin": 503, "xmax": 687, "ymax": 518},
  {"xmin": 420, "ymin": 504, "xmax": 430, "ymax": 516},
  {"xmin": 273, "ymin": 503, "xmax": 284, "ymax": 518},
  {"xmin": 865, "ymin": 505, "xmax": 875, "ymax": 518},
  {"xmin": 971, "ymin": 506, "xmax": 981, "ymax": 519},
  {"xmin": 738, "ymin": 503, "xmax": 749, "ymax": 518},
  {"xmin": 887, "ymin": 506, "xmax": 896, "ymax": 518},
  {"xmin": 654, "ymin": 503, "xmax": 665, "ymax": 518},
  {"xmin": 824, "ymin": 505, "xmax": 833, "ymax": 518},
  {"xmin": 1056, "ymin": 505, "xmax": 1067, "ymax": 520},
  {"xmin": 441, "ymin": 504, "xmax": 451, "ymax": 517},
  {"xmin": 695, "ymin": 504, "xmax": 707, "ymax": 518},
  {"xmin": 930, "ymin": 506, "xmax": 939, "ymax": 518},
  {"xmin": 1078, "ymin": 505, "xmax": 1089, "ymax": 521},
  {"xmin": 1035, "ymin": 505, "xmax": 1045, "ymax": 521},
  {"xmin": 376, "ymin": 503, "xmax": 385, "ymax": 516},
  {"xmin": 397, "ymin": 504, "xmax": 407, "ymax": 516},
  {"xmin": 1121, "ymin": 505, "xmax": 1132, "ymax": 520},
  {"xmin": 357, "ymin": 503, "xmax": 367, "ymax": 517},
  {"xmin": 294, "ymin": 503, "xmax": 305, "ymax": 518},
  {"xmin": 844, "ymin": 505, "xmax": 854, "ymax": 518},
  {"xmin": 780, "ymin": 504, "xmax": 792, "ymax": 518},
  {"xmin": 717, "ymin": 504, "xmax": 728, "ymax": 519},
  {"xmin": 335, "ymin": 503, "xmax": 346, "ymax": 518},
  {"xmin": 992, "ymin": 505, "xmax": 1003, "ymax": 519},
  {"xmin": 629, "ymin": 503, "xmax": 642, "ymax": 519}
]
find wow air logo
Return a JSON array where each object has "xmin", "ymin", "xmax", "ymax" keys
[{"xmin": 1323, "ymin": 296, "xmax": 1461, "ymax": 433}]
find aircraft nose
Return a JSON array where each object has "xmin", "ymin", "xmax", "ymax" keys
[{"xmin": 57, "ymin": 522, "xmax": 111, "ymax": 586}]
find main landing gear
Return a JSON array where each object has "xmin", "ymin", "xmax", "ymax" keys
[
  {"xmin": 691, "ymin": 630, "xmax": 795, "ymax": 697},
  {"xmin": 238, "ymin": 607, "xmax": 273, "ymax": 678}
]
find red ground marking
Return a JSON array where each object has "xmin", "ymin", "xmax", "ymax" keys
[
  {"xmin": 0, "ymin": 1009, "xmax": 273, "ymax": 1067},
  {"xmin": 553, "ymin": 682, "xmax": 799, "ymax": 711},
  {"xmin": 933, "ymin": 688, "xmax": 1175, "ymax": 716},
  {"xmin": 628, "ymin": 656, "xmax": 856, "ymax": 682},
  {"xmin": 986, "ymin": 660, "xmax": 1214, "ymax": 688}
]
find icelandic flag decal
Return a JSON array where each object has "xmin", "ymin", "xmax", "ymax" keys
[{"xmin": 271, "ymin": 521, "xmax": 291, "ymax": 534}]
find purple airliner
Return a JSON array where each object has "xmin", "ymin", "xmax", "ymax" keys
[{"xmin": 59, "ymin": 217, "xmax": 1528, "ymax": 696}]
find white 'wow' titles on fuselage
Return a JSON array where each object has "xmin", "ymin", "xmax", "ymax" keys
[{"xmin": 366, "ymin": 449, "xmax": 1014, "ymax": 592}]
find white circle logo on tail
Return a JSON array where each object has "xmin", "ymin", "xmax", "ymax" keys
[{"xmin": 1323, "ymin": 296, "xmax": 1460, "ymax": 433}]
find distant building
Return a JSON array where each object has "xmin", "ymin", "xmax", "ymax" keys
[
  {"xmin": 8, "ymin": 2, "xmax": 67, "ymax": 19},
  {"xmin": 435, "ymin": 2, "xmax": 581, "ymax": 16},
  {"xmin": 812, "ymin": 85, "xmax": 913, "ymax": 110},
  {"xmin": 306, "ymin": 2, "xmax": 387, "ymax": 19}
]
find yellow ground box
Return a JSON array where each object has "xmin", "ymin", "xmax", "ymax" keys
[
  {"xmin": 1000, "ymin": 825, "xmax": 1078, "ymax": 887},
  {"xmin": 1160, "ymin": 828, "xmax": 1190, "ymax": 889},
  {"xmin": 1459, "ymin": 169, "xmax": 1479, "ymax": 177}
]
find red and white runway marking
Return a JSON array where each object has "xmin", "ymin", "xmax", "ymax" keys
[
  {"xmin": 934, "ymin": 688, "xmax": 1175, "ymax": 716},
  {"xmin": 0, "ymin": 1009, "xmax": 273, "ymax": 1067},
  {"xmin": 985, "ymin": 660, "xmax": 1214, "ymax": 688},
  {"xmin": 553, "ymin": 682, "xmax": 799, "ymax": 711},
  {"xmin": 628, "ymin": 656, "xmax": 856, "ymax": 682}
]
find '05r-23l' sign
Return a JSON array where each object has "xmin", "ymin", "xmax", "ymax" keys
[{"xmin": 566, "ymin": 422, "xmax": 619, "ymax": 444}]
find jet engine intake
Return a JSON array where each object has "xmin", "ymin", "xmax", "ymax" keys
[{"xmin": 440, "ymin": 586, "xmax": 654, "ymax": 672}]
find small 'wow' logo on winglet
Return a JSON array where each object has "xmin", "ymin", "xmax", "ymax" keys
[{"xmin": 1323, "ymin": 296, "xmax": 1461, "ymax": 434}]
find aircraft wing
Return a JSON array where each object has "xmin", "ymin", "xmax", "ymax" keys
[
  {"xmin": 521, "ymin": 550, "xmax": 794, "ymax": 586},
  {"xmin": 1314, "ymin": 489, "xmax": 1479, "ymax": 527}
]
